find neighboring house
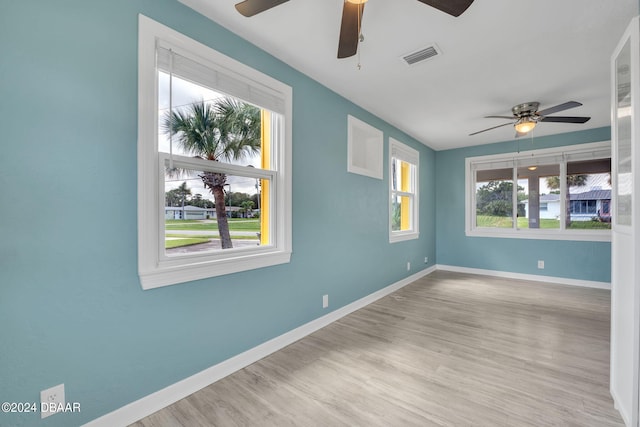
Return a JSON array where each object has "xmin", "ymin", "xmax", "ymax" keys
[
  {"xmin": 165, "ymin": 206, "xmax": 216, "ymax": 220},
  {"xmin": 523, "ymin": 189, "xmax": 611, "ymax": 221},
  {"xmin": 536, "ymin": 193, "xmax": 562, "ymax": 220},
  {"xmin": 570, "ymin": 189, "xmax": 612, "ymax": 221},
  {"xmin": 165, "ymin": 206, "xmax": 246, "ymax": 219}
]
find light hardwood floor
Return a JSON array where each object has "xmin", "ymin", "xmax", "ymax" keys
[{"xmin": 131, "ymin": 271, "xmax": 624, "ymax": 426}]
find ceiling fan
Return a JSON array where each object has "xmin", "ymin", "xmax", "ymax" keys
[
  {"xmin": 469, "ymin": 101, "xmax": 591, "ymax": 137},
  {"xmin": 234, "ymin": 0, "xmax": 475, "ymax": 59}
]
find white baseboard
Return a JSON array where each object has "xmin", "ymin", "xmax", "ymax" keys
[
  {"xmin": 83, "ymin": 266, "xmax": 436, "ymax": 427},
  {"xmin": 610, "ymin": 386, "xmax": 631, "ymax": 427},
  {"xmin": 436, "ymin": 264, "xmax": 611, "ymax": 290}
]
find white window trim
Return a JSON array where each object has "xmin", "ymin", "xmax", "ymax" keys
[
  {"xmin": 137, "ymin": 15, "xmax": 292, "ymax": 289},
  {"xmin": 389, "ymin": 138, "xmax": 420, "ymax": 243},
  {"xmin": 465, "ymin": 141, "xmax": 611, "ymax": 242}
]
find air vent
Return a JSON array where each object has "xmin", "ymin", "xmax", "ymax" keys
[{"xmin": 401, "ymin": 45, "xmax": 441, "ymax": 66}]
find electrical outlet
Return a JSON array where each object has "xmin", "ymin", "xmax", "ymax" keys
[
  {"xmin": 424, "ymin": 257, "xmax": 429, "ymax": 264},
  {"xmin": 322, "ymin": 294, "xmax": 329, "ymax": 308},
  {"xmin": 40, "ymin": 384, "xmax": 65, "ymax": 419},
  {"xmin": 407, "ymin": 262, "xmax": 411, "ymax": 271},
  {"xmin": 538, "ymin": 260, "xmax": 545, "ymax": 269}
]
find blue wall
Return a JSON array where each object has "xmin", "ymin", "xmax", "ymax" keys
[
  {"xmin": 0, "ymin": 1, "xmax": 435, "ymax": 426},
  {"xmin": 435, "ymin": 128, "xmax": 612, "ymax": 283}
]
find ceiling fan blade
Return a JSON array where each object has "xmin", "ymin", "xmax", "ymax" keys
[
  {"xmin": 536, "ymin": 101, "xmax": 582, "ymax": 117},
  {"xmin": 235, "ymin": 0, "xmax": 289, "ymax": 17},
  {"xmin": 337, "ymin": 2, "xmax": 364, "ymax": 59},
  {"xmin": 539, "ymin": 116, "xmax": 591, "ymax": 124},
  {"xmin": 416, "ymin": 0, "xmax": 474, "ymax": 17},
  {"xmin": 469, "ymin": 122, "xmax": 514, "ymax": 136},
  {"xmin": 485, "ymin": 115, "xmax": 516, "ymax": 119}
]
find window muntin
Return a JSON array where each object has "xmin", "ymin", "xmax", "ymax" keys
[
  {"xmin": 138, "ymin": 15, "xmax": 292, "ymax": 289},
  {"xmin": 390, "ymin": 139, "xmax": 419, "ymax": 242},
  {"xmin": 466, "ymin": 142, "xmax": 611, "ymax": 241}
]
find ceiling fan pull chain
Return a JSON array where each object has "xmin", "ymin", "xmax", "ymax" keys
[{"xmin": 357, "ymin": 2, "xmax": 362, "ymax": 70}]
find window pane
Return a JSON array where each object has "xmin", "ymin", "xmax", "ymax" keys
[
  {"xmin": 518, "ymin": 164, "xmax": 560, "ymax": 229},
  {"xmin": 615, "ymin": 39, "xmax": 633, "ymax": 226},
  {"xmin": 391, "ymin": 194, "xmax": 413, "ymax": 231},
  {"xmin": 391, "ymin": 159, "xmax": 414, "ymax": 192},
  {"xmin": 475, "ymin": 169, "xmax": 513, "ymax": 228},
  {"xmin": 566, "ymin": 159, "xmax": 612, "ymax": 230},
  {"xmin": 391, "ymin": 195, "xmax": 401, "ymax": 231},
  {"xmin": 158, "ymin": 72, "xmax": 265, "ymax": 169},
  {"xmin": 164, "ymin": 168, "xmax": 265, "ymax": 256}
]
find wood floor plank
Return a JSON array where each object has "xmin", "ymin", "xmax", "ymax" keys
[{"xmin": 130, "ymin": 271, "xmax": 624, "ymax": 426}]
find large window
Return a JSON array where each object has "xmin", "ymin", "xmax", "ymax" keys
[
  {"xmin": 390, "ymin": 138, "xmax": 419, "ymax": 242},
  {"xmin": 466, "ymin": 141, "xmax": 611, "ymax": 241},
  {"xmin": 138, "ymin": 16, "xmax": 292, "ymax": 289}
]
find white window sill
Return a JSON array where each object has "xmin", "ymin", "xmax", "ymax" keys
[
  {"xmin": 390, "ymin": 231, "xmax": 420, "ymax": 243},
  {"xmin": 465, "ymin": 228, "xmax": 611, "ymax": 242},
  {"xmin": 140, "ymin": 249, "xmax": 292, "ymax": 290}
]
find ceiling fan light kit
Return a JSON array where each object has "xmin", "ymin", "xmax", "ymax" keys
[
  {"xmin": 514, "ymin": 117, "xmax": 537, "ymax": 134},
  {"xmin": 234, "ymin": 0, "xmax": 474, "ymax": 58}
]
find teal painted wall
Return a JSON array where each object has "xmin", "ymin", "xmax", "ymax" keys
[
  {"xmin": 0, "ymin": 1, "xmax": 436, "ymax": 426},
  {"xmin": 435, "ymin": 128, "xmax": 612, "ymax": 283}
]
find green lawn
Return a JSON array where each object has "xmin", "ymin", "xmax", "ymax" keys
[
  {"xmin": 567, "ymin": 221, "xmax": 611, "ymax": 229},
  {"xmin": 517, "ymin": 218, "xmax": 561, "ymax": 229},
  {"xmin": 476, "ymin": 215, "xmax": 513, "ymax": 228},
  {"xmin": 224, "ymin": 219, "xmax": 261, "ymax": 231},
  {"xmin": 165, "ymin": 218, "xmax": 260, "ymax": 232},
  {"xmin": 477, "ymin": 215, "xmax": 611, "ymax": 230}
]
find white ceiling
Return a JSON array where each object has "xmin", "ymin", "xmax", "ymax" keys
[{"xmin": 179, "ymin": 0, "xmax": 637, "ymax": 150}]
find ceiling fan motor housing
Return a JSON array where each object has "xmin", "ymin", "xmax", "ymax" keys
[{"xmin": 512, "ymin": 102, "xmax": 540, "ymax": 118}]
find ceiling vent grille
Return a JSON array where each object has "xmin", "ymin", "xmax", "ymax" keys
[{"xmin": 401, "ymin": 45, "xmax": 441, "ymax": 66}]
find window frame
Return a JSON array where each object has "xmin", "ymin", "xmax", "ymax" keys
[
  {"xmin": 389, "ymin": 138, "xmax": 420, "ymax": 243},
  {"xmin": 465, "ymin": 141, "xmax": 611, "ymax": 242},
  {"xmin": 137, "ymin": 15, "xmax": 292, "ymax": 289}
]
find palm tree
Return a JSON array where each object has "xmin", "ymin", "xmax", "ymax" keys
[
  {"xmin": 546, "ymin": 175, "xmax": 589, "ymax": 228},
  {"xmin": 176, "ymin": 181, "xmax": 191, "ymax": 220},
  {"xmin": 163, "ymin": 98, "xmax": 261, "ymax": 248},
  {"xmin": 240, "ymin": 200, "xmax": 255, "ymax": 218}
]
